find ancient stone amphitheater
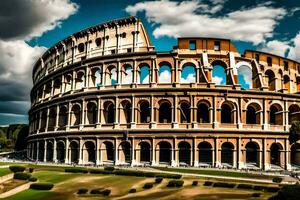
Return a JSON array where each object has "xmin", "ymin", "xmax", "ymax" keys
[{"xmin": 27, "ymin": 16, "xmax": 300, "ymax": 171}]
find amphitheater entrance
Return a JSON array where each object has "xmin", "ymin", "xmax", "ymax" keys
[
  {"xmin": 69, "ymin": 141, "xmax": 79, "ymax": 164},
  {"xmin": 38, "ymin": 141, "xmax": 45, "ymax": 161},
  {"xmin": 270, "ymin": 143, "xmax": 283, "ymax": 168},
  {"xmin": 245, "ymin": 142, "xmax": 259, "ymax": 167},
  {"xmin": 101, "ymin": 141, "xmax": 114, "ymax": 164},
  {"xmin": 198, "ymin": 142, "xmax": 213, "ymax": 166},
  {"xmin": 291, "ymin": 143, "xmax": 300, "ymax": 167},
  {"xmin": 178, "ymin": 142, "xmax": 191, "ymax": 166},
  {"xmin": 221, "ymin": 142, "xmax": 234, "ymax": 167},
  {"xmin": 83, "ymin": 141, "xmax": 96, "ymax": 164},
  {"xmin": 158, "ymin": 141, "xmax": 172, "ymax": 165},
  {"xmin": 139, "ymin": 142, "xmax": 151, "ymax": 163},
  {"xmin": 56, "ymin": 141, "xmax": 65, "ymax": 163},
  {"xmin": 46, "ymin": 142, "xmax": 54, "ymax": 162},
  {"xmin": 118, "ymin": 141, "xmax": 131, "ymax": 164}
]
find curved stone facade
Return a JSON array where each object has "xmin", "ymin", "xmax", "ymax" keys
[{"xmin": 27, "ymin": 16, "xmax": 300, "ymax": 170}]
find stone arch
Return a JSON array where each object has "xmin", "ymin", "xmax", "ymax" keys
[
  {"xmin": 211, "ymin": 60, "xmax": 228, "ymax": 85},
  {"xmin": 46, "ymin": 141, "xmax": 54, "ymax": 162},
  {"xmin": 178, "ymin": 141, "xmax": 191, "ymax": 165},
  {"xmin": 40, "ymin": 109, "xmax": 47, "ymax": 131},
  {"xmin": 121, "ymin": 64, "xmax": 133, "ymax": 84},
  {"xmin": 138, "ymin": 100, "xmax": 150, "ymax": 123},
  {"xmin": 181, "ymin": 63, "xmax": 196, "ymax": 83},
  {"xmin": 101, "ymin": 141, "xmax": 114, "ymax": 163},
  {"xmin": 103, "ymin": 101, "xmax": 115, "ymax": 124},
  {"xmin": 38, "ymin": 141, "xmax": 45, "ymax": 161},
  {"xmin": 221, "ymin": 142, "xmax": 234, "ymax": 166},
  {"xmin": 265, "ymin": 69, "xmax": 276, "ymax": 91},
  {"xmin": 105, "ymin": 65, "xmax": 117, "ymax": 85},
  {"xmin": 71, "ymin": 104, "xmax": 81, "ymax": 126},
  {"xmin": 245, "ymin": 141, "xmax": 260, "ymax": 166},
  {"xmin": 284, "ymin": 75, "xmax": 290, "ymax": 92},
  {"xmin": 269, "ymin": 103, "xmax": 283, "ymax": 125},
  {"xmin": 197, "ymin": 100, "xmax": 210, "ymax": 123},
  {"xmin": 138, "ymin": 63, "xmax": 150, "ymax": 84},
  {"xmin": 56, "ymin": 140, "xmax": 65, "ymax": 162},
  {"xmin": 198, "ymin": 141, "xmax": 213, "ymax": 165},
  {"xmin": 69, "ymin": 140, "xmax": 79, "ymax": 163},
  {"xmin": 221, "ymin": 101, "xmax": 236, "ymax": 124},
  {"xmin": 291, "ymin": 143, "xmax": 300, "ymax": 166},
  {"xmin": 246, "ymin": 102, "xmax": 261, "ymax": 124},
  {"xmin": 75, "ymin": 71, "xmax": 85, "ymax": 90},
  {"xmin": 87, "ymin": 102, "xmax": 97, "ymax": 125},
  {"xmin": 138, "ymin": 141, "xmax": 151, "ymax": 163},
  {"xmin": 58, "ymin": 106, "xmax": 68, "ymax": 128},
  {"xmin": 64, "ymin": 74, "xmax": 72, "ymax": 92},
  {"xmin": 270, "ymin": 142, "xmax": 283, "ymax": 167},
  {"xmin": 158, "ymin": 63, "xmax": 172, "ymax": 83},
  {"xmin": 289, "ymin": 104, "xmax": 300, "ymax": 124},
  {"xmin": 236, "ymin": 63, "xmax": 253, "ymax": 89},
  {"xmin": 119, "ymin": 100, "xmax": 132, "ymax": 124},
  {"xmin": 179, "ymin": 101, "xmax": 191, "ymax": 123},
  {"xmin": 53, "ymin": 78, "xmax": 61, "ymax": 96},
  {"xmin": 118, "ymin": 141, "xmax": 131, "ymax": 164},
  {"xmin": 90, "ymin": 67, "xmax": 102, "ymax": 87},
  {"xmin": 158, "ymin": 100, "xmax": 172, "ymax": 123},
  {"xmin": 48, "ymin": 107, "xmax": 57, "ymax": 131},
  {"xmin": 157, "ymin": 141, "xmax": 172, "ymax": 164},
  {"xmin": 83, "ymin": 141, "xmax": 96, "ymax": 164}
]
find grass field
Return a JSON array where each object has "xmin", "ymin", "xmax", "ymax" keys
[{"xmin": 0, "ymin": 168, "xmax": 12, "ymax": 176}]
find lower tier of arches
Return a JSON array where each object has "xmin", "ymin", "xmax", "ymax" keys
[{"xmin": 27, "ymin": 135, "xmax": 300, "ymax": 171}]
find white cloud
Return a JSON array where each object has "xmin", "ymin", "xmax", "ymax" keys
[
  {"xmin": 181, "ymin": 73, "xmax": 196, "ymax": 83},
  {"xmin": 288, "ymin": 32, "xmax": 300, "ymax": 61},
  {"xmin": 237, "ymin": 66, "xmax": 252, "ymax": 89},
  {"xmin": 159, "ymin": 70, "xmax": 171, "ymax": 83},
  {"xmin": 126, "ymin": 0, "xmax": 286, "ymax": 45},
  {"xmin": 123, "ymin": 68, "xmax": 133, "ymax": 84},
  {"xmin": 260, "ymin": 40, "xmax": 290, "ymax": 57},
  {"xmin": 212, "ymin": 75, "xmax": 223, "ymax": 85}
]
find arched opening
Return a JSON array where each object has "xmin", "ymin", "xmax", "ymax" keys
[
  {"xmin": 106, "ymin": 66, "xmax": 117, "ymax": 85},
  {"xmin": 159, "ymin": 101, "xmax": 172, "ymax": 123},
  {"xmin": 71, "ymin": 104, "xmax": 81, "ymax": 126},
  {"xmin": 221, "ymin": 142, "xmax": 234, "ymax": 166},
  {"xmin": 198, "ymin": 142, "xmax": 213, "ymax": 164},
  {"xmin": 87, "ymin": 102, "xmax": 97, "ymax": 125},
  {"xmin": 291, "ymin": 143, "xmax": 300, "ymax": 166},
  {"xmin": 265, "ymin": 70, "xmax": 276, "ymax": 91},
  {"xmin": 139, "ymin": 65, "xmax": 150, "ymax": 84},
  {"xmin": 104, "ymin": 101, "xmax": 115, "ymax": 124},
  {"xmin": 64, "ymin": 74, "xmax": 72, "ymax": 93},
  {"xmin": 38, "ymin": 141, "xmax": 44, "ymax": 161},
  {"xmin": 284, "ymin": 75, "xmax": 290, "ymax": 92},
  {"xmin": 159, "ymin": 65, "xmax": 171, "ymax": 83},
  {"xmin": 119, "ymin": 141, "xmax": 131, "ymax": 163},
  {"xmin": 83, "ymin": 141, "xmax": 96, "ymax": 164},
  {"xmin": 44, "ymin": 83, "xmax": 51, "ymax": 99},
  {"xmin": 120, "ymin": 101, "xmax": 131, "ymax": 124},
  {"xmin": 58, "ymin": 106, "xmax": 68, "ymax": 128},
  {"xmin": 178, "ymin": 142, "xmax": 191, "ymax": 165},
  {"xmin": 245, "ymin": 142, "xmax": 259, "ymax": 166},
  {"xmin": 40, "ymin": 110, "xmax": 47, "ymax": 132},
  {"xmin": 269, "ymin": 104, "xmax": 283, "ymax": 125},
  {"xmin": 121, "ymin": 65, "xmax": 133, "ymax": 84},
  {"xmin": 75, "ymin": 71, "xmax": 85, "ymax": 90},
  {"xmin": 46, "ymin": 142, "xmax": 54, "ymax": 162},
  {"xmin": 270, "ymin": 143, "xmax": 283, "ymax": 167},
  {"xmin": 197, "ymin": 102, "xmax": 210, "ymax": 123},
  {"xmin": 238, "ymin": 65, "xmax": 252, "ymax": 89},
  {"xmin": 212, "ymin": 61, "xmax": 227, "ymax": 85},
  {"xmin": 91, "ymin": 68, "xmax": 102, "ymax": 87},
  {"xmin": 180, "ymin": 102, "xmax": 190, "ymax": 123},
  {"xmin": 56, "ymin": 141, "xmax": 65, "ymax": 163},
  {"xmin": 139, "ymin": 101, "xmax": 150, "ymax": 123},
  {"xmin": 78, "ymin": 43, "xmax": 85, "ymax": 53},
  {"xmin": 53, "ymin": 79, "xmax": 61, "ymax": 96},
  {"xmin": 158, "ymin": 141, "xmax": 171, "ymax": 164},
  {"xmin": 48, "ymin": 108, "xmax": 56, "ymax": 131},
  {"xmin": 69, "ymin": 141, "xmax": 79, "ymax": 164},
  {"xmin": 297, "ymin": 77, "xmax": 300, "ymax": 93},
  {"xmin": 102, "ymin": 141, "xmax": 114, "ymax": 163},
  {"xmin": 246, "ymin": 103, "xmax": 261, "ymax": 124},
  {"xmin": 289, "ymin": 105, "xmax": 300, "ymax": 124},
  {"xmin": 181, "ymin": 64, "xmax": 196, "ymax": 83},
  {"xmin": 139, "ymin": 142, "xmax": 151, "ymax": 162},
  {"xmin": 221, "ymin": 102, "xmax": 235, "ymax": 124}
]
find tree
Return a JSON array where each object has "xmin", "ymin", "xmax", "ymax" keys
[{"xmin": 289, "ymin": 122, "xmax": 300, "ymax": 144}]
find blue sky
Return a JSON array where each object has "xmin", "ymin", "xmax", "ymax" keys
[{"xmin": 0, "ymin": 0, "xmax": 300, "ymax": 125}]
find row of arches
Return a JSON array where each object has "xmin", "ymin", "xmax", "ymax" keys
[{"xmin": 29, "ymin": 140, "xmax": 300, "ymax": 168}]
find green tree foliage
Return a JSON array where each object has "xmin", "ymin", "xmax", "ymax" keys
[{"xmin": 289, "ymin": 122, "xmax": 300, "ymax": 144}]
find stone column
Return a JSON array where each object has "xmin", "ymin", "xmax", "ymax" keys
[
  {"xmin": 263, "ymin": 99, "xmax": 269, "ymax": 130},
  {"xmin": 263, "ymin": 138, "xmax": 268, "ymax": 170},
  {"xmin": 45, "ymin": 107, "xmax": 49, "ymax": 132},
  {"xmin": 67, "ymin": 102, "xmax": 71, "ymax": 130},
  {"xmin": 285, "ymin": 139, "xmax": 291, "ymax": 170},
  {"xmin": 114, "ymin": 138, "xmax": 119, "ymax": 165},
  {"xmin": 55, "ymin": 105, "xmax": 59, "ymax": 131},
  {"xmin": 53, "ymin": 139, "xmax": 57, "ymax": 163},
  {"xmin": 172, "ymin": 95, "xmax": 178, "ymax": 128},
  {"xmin": 150, "ymin": 95, "xmax": 156, "ymax": 128},
  {"xmin": 36, "ymin": 141, "xmax": 39, "ymax": 161},
  {"xmin": 151, "ymin": 137, "xmax": 156, "ymax": 165},
  {"xmin": 212, "ymin": 96, "xmax": 218, "ymax": 128},
  {"xmin": 43, "ymin": 141, "xmax": 47, "ymax": 162},
  {"xmin": 131, "ymin": 138, "xmax": 135, "ymax": 166},
  {"xmin": 80, "ymin": 99, "xmax": 85, "ymax": 129},
  {"xmin": 114, "ymin": 97, "xmax": 119, "ymax": 129},
  {"xmin": 193, "ymin": 137, "xmax": 198, "ymax": 166},
  {"xmin": 78, "ymin": 138, "xmax": 83, "ymax": 164},
  {"xmin": 96, "ymin": 98, "xmax": 101, "ymax": 128},
  {"xmin": 215, "ymin": 137, "xmax": 220, "ymax": 167},
  {"xmin": 65, "ymin": 138, "xmax": 69, "ymax": 164},
  {"xmin": 96, "ymin": 138, "xmax": 101, "ymax": 165},
  {"xmin": 131, "ymin": 96, "xmax": 136, "ymax": 128}
]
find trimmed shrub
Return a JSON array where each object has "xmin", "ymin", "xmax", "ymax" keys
[
  {"xmin": 266, "ymin": 187, "xmax": 280, "ymax": 193},
  {"xmin": 77, "ymin": 188, "xmax": 88, "ymax": 194},
  {"xmin": 155, "ymin": 177, "xmax": 163, "ymax": 184},
  {"xmin": 89, "ymin": 169, "xmax": 113, "ymax": 174},
  {"xmin": 272, "ymin": 177, "xmax": 283, "ymax": 183},
  {"xmin": 90, "ymin": 189, "xmax": 102, "ymax": 194},
  {"xmin": 114, "ymin": 170, "xmax": 145, "ymax": 177},
  {"xmin": 154, "ymin": 173, "xmax": 182, "ymax": 179},
  {"xmin": 29, "ymin": 168, "xmax": 34, "ymax": 173},
  {"xmin": 65, "ymin": 167, "xmax": 88, "ymax": 174},
  {"xmin": 102, "ymin": 189, "xmax": 111, "ymax": 196},
  {"xmin": 167, "ymin": 180, "xmax": 184, "ymax": 187},
  {"xmin": 144, "ymin": 172, "xmax": 156, "ymax": 177},
  {"xmin": 192, "ymin": 181, "xmax": 198, "ymax": 186},
  {"xmin": 203, "ymin": 181, "xmax": 213, "ymax": 186},
  {"xmin": 9, "ymin": 165, "xmax": 26, "ymax": 173},
  {"xmin": 252, "ymin": 193, "xmax": 261, "ymax": 197},
  {"xmin": 237, "ymin": 184, "xmax": 253, "ymax": 190},
  {"xmin": 213, "ymin": 182, "xmax": 236, "ymax": 188},
  {"xmin": 14, "ymin": 172, "xmax": 31, "ymax": 180},
  {"xmin": 129, "ymin": 188, "xmax": 137, "ymax": 193},
  {"xmin": 253, "ymin": 185, "xmax": 264, "ymax": 191},
  {"xmin": 30, "ymin": 182, "xmax": 54, "ymax": 190},
  {"xmin": 104, "ymin": 166, "xmax": 115, "ymax": 171},
  {"xmin": 270, "ymin": 184, "xmax": 300, "ymax": 200},
  {"xmin": 28, "ymin": 177, "xmax": 38, "ymax": 182},
  {"xmin": 143, "ymin": 183, "xmax": 153, "ymax": 189}
]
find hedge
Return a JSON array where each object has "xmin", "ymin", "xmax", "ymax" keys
[
  {"xmin": 167, "ymin": 180, "xmax": 184, "ymax": 187},
  {"xmin": 269, "ymin": 184, "xmax": 300, "ymax": 200},
  {"xmin": 272, "ymin": 177, "xmax": 283, "ymax": 183},
  {"xmin": 129, "ymin": 188, "xmax": 137, "ymax": 193},
  {"xmin": 104, "ymin": 166, "xmax": 115, "ymax": 171},
  {"xmin": 253, "ymin": 185, "xmax": 280, "ymax": 192},
  {"xmin": 102, "ymin": 189, "xmax": 111, "ymax": 196},
  {"xmin": 9, "ymin": 165, "xmax": 26, "ymax": 173},
  {"xmin": 252, "ymin": 193, "xmax": 261, "ymax": 197},
  {"xmin": 14, "ymin": 172, "xmax": 31, "ymax": 180},
  {"xmin": 77, "ymin": 188, "xmax": 88, "ymax": 194},
  {"xmin": 30, "ymin": 182, "xmax": 54, "ymax": 190},
  {"xmin": 143, "ymin": 183, "xmax": 153, "ymax": 189},
  {"xmin": 29, "ymin": 168, "xmax": 34, "ymax": 173},
  {"xmin": 65, "ymin": 167, "xmax": 88, "ymax": 173},
  {"xmin": 203, "ymin": 181, "xmax": 213, "ymax": 186},
  {"xmin": 237, "ymin": 184, "xmax": 253, "ymax": 190},
  {"xmin": 90, "ymin": 189, "xmax": 102, "ymax": 194},
  {"xmin": 213, "ymin": 182, "xmax": 236, "ymax": 188},
  {"xmin": 89, "ymin": 169, "xmax": 113, "ymax": 174},
  {"xmin": 28, "ymin": 177, "xmax": 38, "ymax": 182},
  {"xmin": 192, "ymin": 181, "xmax": 198, "ymax": 186},
  {"xmin": 155, "ymin": 177, "xmax": 163, "ymax": 184}
]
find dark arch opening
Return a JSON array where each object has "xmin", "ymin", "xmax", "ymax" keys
[
  {"xmin": 198, "ymin": 142, "xmax": 213, "ymax": 164},
  {"xmin": 197, "ymin": 103, "xmax": 209, "ymax": 123},
  {"xmin": 56, "ymin": 142, "xmax": 65, "ymax": 163},
  {"xmin": 289, "ymin": 105, "xmax": 300, "ymax": 124},
  {"xmin": 159, "ymin": 142, "xmax": 171, "ymax": 164},
  {"xmin": 246, "ymin": 104, "xmax": 260, "ymax": 124},
  {"xmin": 140, "ymin": 101, "xmax": 150, "ymax": 123},
  {"xmin": 180, "ymin": 102, "xmax": 190, "ymax": 123},
  {"xmin": 178, "ymin": 142, "xmax": 191, "ymax": 165},
  {"xmin": 84, "ymin": 142, "xmax": 96, "ymax": 163},
  {"xmin": 270, "ymin": 104, "xmax": 283, "ymax": 125},
  {"xmin": 270, "ymin": 143, "xmax": 282, "ymax": 166},
  {"xmin": 120, "ymin": 142, "xmax": 131, "ymax": 163},
  {"xmin": 58, "ymin": 106, "xmax": 68, "ymax": 128},
  {"xmin": 104, "ymin": 102, "xmax": 115, "ymax": 124},
  {"xmin": 69, "ymin": 141, "xmax": 79, "ymax": 164},
  {"xmin": 46, "ymin": 142, "xmax": 53, "ymax": 162},
  {"xmin": 221, "ymin": 103, "xmax": 234, "ymax": 124},
  {"xmin": 245, "ymin": 142, "xmax": 259, "ymax": 166},
  {"xmin": 103, "ymin": 141, "xmax": 114, "ymax": 162},
  {"xmin": 140, "ymin": 142, "xmax": 151, "ymax": 162},
  {"xmin": 159, "ymin": 102, "xmax": 171, "ymax": 123},
  {"xmin": 291, "ymin": 143, "xmax": 300, "ymax": 166},
  {"xmin": 221, "ymin": 142, "xmax": 234, "ymax": 166},
  {"xmin": 71, "ymin": 105, "xmax": 81, "ymax": 126},
  {"xmin": 87, "ymin": 102, "xmax": 97, "ymax": 125}
]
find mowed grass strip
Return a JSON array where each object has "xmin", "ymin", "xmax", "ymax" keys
[
  {"xmin": 0, "ymin": 168, "xmax": 13, "ymax": 176},
  {"xmin": 32, "ymin": 171, "xmax": 80, "ymax": 184},
  {"xmin": 3, "ymin": 189, "xmax": 56, "ymax": 200},
  {"xmin": 152, "ymin": 167, "xmax": 275, "ymax": 179}
]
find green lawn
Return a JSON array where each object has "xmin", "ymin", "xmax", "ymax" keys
[
  {"xmin": 3, "ymin": 189, "xmax": 55, "ymax": 200},
  {"xmin": 152, "ymin": 167, "xmax": 275, "ymax": 180},
  {"xmin": 0, "ymin": 168, "xmax": 12, "ymax": 176},
  {"xmin": 32, "ymin": 171, "xmax": 80, "ymax": 184}
]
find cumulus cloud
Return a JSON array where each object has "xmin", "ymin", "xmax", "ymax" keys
[
  {"xmin": 0, "ymin": 0, "xmax": 78, "ymax": 125},
  {"xmin": 126, "ymin": 0, "xmax": 286, "ymax": 45},
  {"xmin": 237, "ymin": 66, "xmax": 252, "ymax": 89},
  {"xmin": 288, "ymin": 32, "xmax": 300, "ymax": 61},
  {"xmin": 212, "ymin": 75, "xmax": 223, "ymax": 85},
  {"xmin": 159, "ymin": 70, "xmax": 171, "ymax": 83},
  {"xmin": 181, "ymin": 74, "xmax": 196, "ymax": 83}
]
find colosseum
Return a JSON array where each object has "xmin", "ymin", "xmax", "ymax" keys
[{"xmin": 27, "ymin": 16, "xmax": 300, "ymax": 171}]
